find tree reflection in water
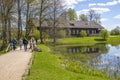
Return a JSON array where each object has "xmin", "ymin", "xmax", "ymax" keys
[{"xmin": 53, "ymin": 43, "xmax": 120, "ymax": 78}]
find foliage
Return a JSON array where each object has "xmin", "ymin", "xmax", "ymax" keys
[
  {"xmin": 79, "ymin": 14, "xmax": 88, "ymax": 21},
  {"xmin": 110, "ymin": 26, "xmax": 120, "ymax": 35},
  {"xmin": 42, "ymin": 32, "xmax": 48, "ymax": 42},
  {"xmin": 80, "ymin": 30, "xmax": 87, "ymax": 37},
  {"xmin": 56, "ymin": 30, "xmax": 66, "ymax": 38},
  {"xmin": 68, "ymin": 8, "xmax": 78, "ymax": 21},
  {"xmin": 32, "ymin": 29, "xmax": 40, "ymax": 39},
  {"xmin": 100, "ymin": 29, "xmax": 109, "ymax": 40}
]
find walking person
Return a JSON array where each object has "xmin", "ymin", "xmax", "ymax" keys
[
  {"xmin": 23, "ymin": 38, "xmax": 28, "ymax": 51},
  {"xmin": 12, "ymin": 38, "xmax": 17, "ymax": 50},
  {"xmin": 19, "ymin": 38, "xmax": 23, "ymax": 50}
]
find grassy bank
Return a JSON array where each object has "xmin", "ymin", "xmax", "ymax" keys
[
  {"xmin": 27, "ymin": 45, "xmax": 114, "ymax": 80},
  {"xmin": 48, "ymin": 36, "xmax": 120, "ymax": 45}
]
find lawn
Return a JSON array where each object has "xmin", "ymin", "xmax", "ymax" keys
[
  {"xmin": 45, "ymin": 36, "xmax": 120, "ymax": 45},
  {"xmin": 26, "ymin": 44, "xmax": 115, "ymax": 80}
]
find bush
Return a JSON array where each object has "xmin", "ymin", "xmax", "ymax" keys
[
  {"xmin": 56, "ymin": 30, "xmax": 66, "ymax": 38},
  {"xmin": 80, "ymin": 30, "xmax": 87, "ymax": 37},
  {"xmin": 100, "ymin": 29, "xmax": 109, "ymax": 40}
]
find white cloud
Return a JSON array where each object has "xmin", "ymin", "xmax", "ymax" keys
[
  {"xmin": 101, "ymin": 18, "xmax": 108, "ymax": 22},
  {"xmin": 91, "ymin": 8, "xmax": 110, "ymax": 14},
  {"xmin": 114, "ymin": 15, "xmax": 120, "ymax": 19},
  {"xmin": 89, "ymin": 0, "xmax": 120, "ymax": 7},
  {"xmin": 64, "ymin": 0, "xmax": 86, "ymax": 9},
  {"xmin": 77, "ymin": 8, "xmax": 110, "ymax": 16},
  {"xmin": 89, "ymin": 3, "xmax": 96, "ymax": 7}
]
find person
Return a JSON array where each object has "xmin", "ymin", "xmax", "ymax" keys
[
  {"xmin": 19, "ymin": 38, "xmax": 23, "ymax": 50},
  {"xmin": 23, "ymin": 38, "xmax": 28, "ymax": 51},
  {"xmin": 12, "ymin": 38, "xmax": 17, "ymax": 50}
]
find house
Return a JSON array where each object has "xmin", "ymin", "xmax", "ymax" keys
[
  {"xmin": 31, "ymin": 18, "xmax": 104, "ymax": 37},
  {"xmin": 65, "ymin": 21, "xmax": 104, "ymax": 37}
]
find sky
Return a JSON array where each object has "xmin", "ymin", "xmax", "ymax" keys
[{"xmin": 64, "ymin": 0, "xmax": 120, "ymax": 31}]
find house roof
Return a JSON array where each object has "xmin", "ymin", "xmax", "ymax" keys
[
  {"xmin": 31, "ymin": 18, "xmax": 104, "ymax": 29},
  {"xmin": 68, "ymin": 21, "xmax": 104, "ymax": 29}
]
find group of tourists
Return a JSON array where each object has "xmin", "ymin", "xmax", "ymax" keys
[{"xmin": 11, "ymin": 37, "xmax": 36, "ymax": 51}]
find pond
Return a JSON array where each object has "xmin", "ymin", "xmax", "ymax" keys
[{"xmin": 53, "ymin": 43, "xmax": 120, "ymax": 78}]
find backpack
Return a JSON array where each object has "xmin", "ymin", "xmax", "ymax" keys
[
  {"xmin": 24, "ymin": 39, "xmax": 28, "ymax": 44},
  {"xmin": 13, "ymin": 39, "xmax": 17, "ymax": 45}
]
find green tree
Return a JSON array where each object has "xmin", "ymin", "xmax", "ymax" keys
[
  {"xmin": 110, "ymin": 26, "xmax": 120, "ymax": 35},
  {"xmin": 79, "ymin": 14, "xmax": 88, "ymax": 21},
  {"xmin": 68, "ymin": 8, "xmax": 77, "ymax": 21},
  {"xmin": 80, "ymin": 30, "xmax": 87, "ymax": 37},
  {"xmin": 100, "ymin": 29, "xmax": 109, "ymax": 40}
]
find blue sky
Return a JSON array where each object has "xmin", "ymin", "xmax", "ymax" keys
[{"xmin": 64, "ymin": 0, "xmax": 120, "ymax": 31}]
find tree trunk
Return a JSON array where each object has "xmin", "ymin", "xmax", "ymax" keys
[
  {"xmin": 25, "ymin": 0, "xmax": 30, "ymax": 37},
  {"xmin": 8, "ymin": 18, "xmax": 11, "ymax": 42},
  {"xmin": 39, "ymin": 0, "xmax": 44, "ymax": 44},
  {"xmin": 53, "ymin": 0, "xmax": 56, "ymax": 44},
  {"xmin": 17, "ymin": 0, "xmax": 22, "ymax": 40}
]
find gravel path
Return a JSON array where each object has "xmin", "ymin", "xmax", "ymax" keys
[{"xmin": 0, "ymin": 47, "xmax": 32, "ymax": 80}]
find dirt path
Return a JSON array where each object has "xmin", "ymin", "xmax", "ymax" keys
[{"xmin": 0, "ymin": 47, "xmax": 32, "ymax": 80}]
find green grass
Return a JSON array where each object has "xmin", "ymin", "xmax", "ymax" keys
[
  {"xmin": 107, "ymin": 36, "xmax": 120, "ymax": 44},
  {"xmin": 45, "ymin": 36, "xmax": 120, "ymax": 45},
  {"xmin": 27, "ymin": 44, "xmax": 114, "ymax": 80}
]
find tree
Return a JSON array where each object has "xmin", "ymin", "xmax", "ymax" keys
[
  {"xmin": 80, "ymin": 30, "xmax": 87, "ymax": 37},
  {"xmin": 100, "ymin": 29, "xmax": 109, "ymax": 40},
  {"xmin": 88, "ymin": 9, "xmax": 95, "ymax": 21},
  {"xmin": 68, "ymin": 8, "xmax": 77, "ymax": 21},
  {"xmin": 47, "ymin": 0, "xmax": 65, "ymax": 44},
  {"xmin": 88, "ymin": 9, "xmax": 101, "ymax": 24},
  {"xmin": 79, "ymin": 14, "xmax": 88, "ymax": 21},
  {"xmin": 110, "ymin": 26, "xmax": 120, "ymax": 35},
  {"xmin": 94, "ymin": 13, "xmax": 101, "ymax": 24},
  {"xmin": 56, "ymin": 30, "xmax": 66, "ymax": 38},
  {"xmin": 0, "ymin": 0, "xmax": 15, "ymax": 48},
  {"xmin": 17, "ymin": 0, "xmax": 22, "ymax": 40},
  {"xmin": 37, "ymin": 0, "xmax": 50, "ymax": 44}
]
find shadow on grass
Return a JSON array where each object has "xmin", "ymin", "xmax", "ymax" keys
[{"xmin": 94, "ymin": 39, "xmax": 106, "ymax": 41}]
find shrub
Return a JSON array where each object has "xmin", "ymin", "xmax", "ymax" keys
[
  {"xmin": 80, "ymin": 30, "xmax": 87, "ymax": 37},
  {"xmin": 56, "ymin": 30, "xmax": 66, "ymax": 38},
  {"xmin": 100, "ymin": 29, "xmax": 109, "ymax": 40}
]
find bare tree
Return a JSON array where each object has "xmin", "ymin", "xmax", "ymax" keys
[
  {"xmin": 17, "ymin": 0, "xmax": 22, "ymax": 40},
  {"xmin": 88, "ymin": 9, "xmax": 95, "ymax": 21},
  {"xmin": 0, "ymin": 0, "xmax": 14, "ymax": 48},
  {"xmin": 88, "ymin": 9, "xmax": 101, "ymax": 24},
  {"xmin": 47, "ymin": 0, "xmax": 65, "ymax": 44}
]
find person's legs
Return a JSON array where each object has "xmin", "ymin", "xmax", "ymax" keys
[
  {"xmin": 25, "ymin": 44, "xmax": 27, "ymax": 51},
  {"xmin": 13, "ymin": 45, "xmax": 15, "ymax": 50},
  {"xmin": 24, "ymin": 44, "xmax": 26, "ymax": 51},
  {"xmin": 20, "ymin": 45, "xmax": 22, "ymax": 50}
]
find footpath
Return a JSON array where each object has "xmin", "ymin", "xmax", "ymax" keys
[{"xmin": 0, "ymin": 47, "xmax": 32, "ymax": 80}]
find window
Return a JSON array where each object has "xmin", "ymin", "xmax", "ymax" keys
[
  {"xmin": 70, "ymin": 23, "xmax": 74, "ymax": 26},
  {"xmin": 76, "ymin": 30, "xmax": 79, "ymax": 34}
]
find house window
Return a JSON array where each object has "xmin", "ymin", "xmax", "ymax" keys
[
  {"xmin": 76, "ymin": 30, "xmax": 79, "ymax": 34},
  {"xmin": 72, "ymin": 29, "xmax": 76, "ymax": 34},
  {"xmin": 87, "ymin": 30, "xmax": 89, "ymax": 34},
  {"xmin": 70, "ymin": 23, "xmax": 74, "ymax": 26}
]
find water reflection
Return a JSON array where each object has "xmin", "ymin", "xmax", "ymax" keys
[{"xmin": 55, "ymin": 43, "xmax": 120, "ymax": 78}]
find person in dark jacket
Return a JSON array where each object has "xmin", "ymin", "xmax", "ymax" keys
[
  {"xmin": 23, "ymin": 38, "xmax": 28, "ymax": 51},
  {"xmin": 12, "ymin": 38, "xmax": 17, "ymax": 50}
]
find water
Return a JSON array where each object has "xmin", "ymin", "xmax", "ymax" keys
[{"xmin": 54, "ymin": 44, "xmax": 120, "ymax": 77}]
